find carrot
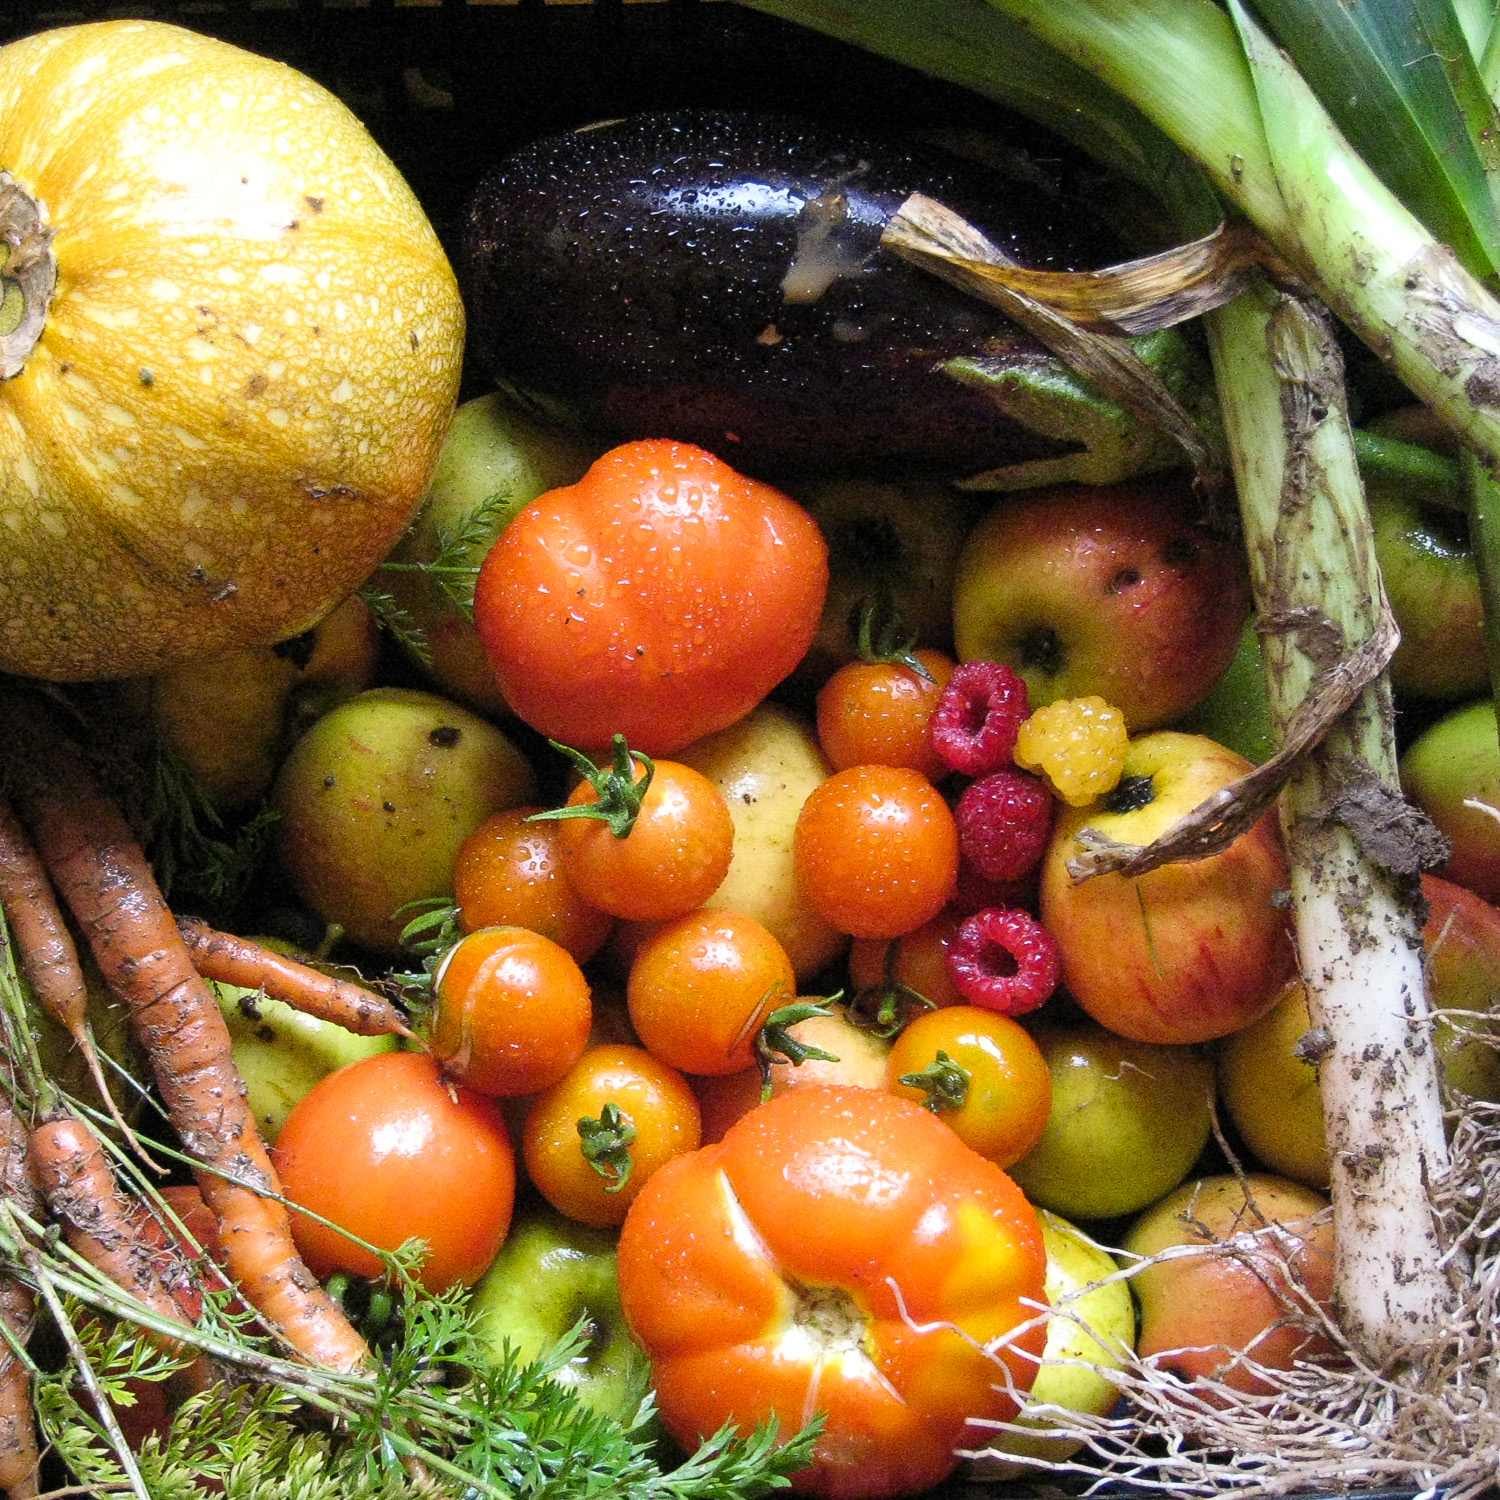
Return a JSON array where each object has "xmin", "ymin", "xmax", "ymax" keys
[
  {"xmin": 0, "ymin": 795, "xmax": 151, "ymax": 1164},
  {"xmin": 177, "ymin": 917, "xmax": 413, "ymax": 1039},
  {"xmin": 27, "ymin": 1116, "xmax": 199, "ymax": 1349},
  {"xmin": 0, "ymin": 691, "xmax": 369, "ymax": 1373},
  {"xmin": 0, "ymin": 1087, "xmax": 41, "ymax": 1500}
]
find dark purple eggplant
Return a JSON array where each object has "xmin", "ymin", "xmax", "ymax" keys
[{"xmin": 462, "ymin": 111, "xmax": 1131, "ymax": 480}]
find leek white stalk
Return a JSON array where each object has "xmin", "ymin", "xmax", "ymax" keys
[{"xmin": 1205, "ymin": 285, "xmax": 1456, "ymax": 1361}]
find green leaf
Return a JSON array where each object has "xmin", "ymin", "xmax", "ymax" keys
[{"xmin": 1247, "ymin": 0, "xmax": 1500, "ymax": 281}]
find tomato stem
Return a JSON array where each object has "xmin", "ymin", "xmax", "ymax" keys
[
  {"xmin": 577, "ymin": 1102, "xmax": 637, "ymax": 1192},
  {"xmin": 897, "ymin": 1049, "xmax": 971, "ymax": 1114},
  {"xmin": 851, "ymin": 594, "xmax": 933, "ymax": 680},
  {"xmin": 528, "ymin": 735, "xmax": 654, "ymax": 839},
  {"xmin": 755, "ymin": 999, "xmax": 841, "ymax": 1102}
]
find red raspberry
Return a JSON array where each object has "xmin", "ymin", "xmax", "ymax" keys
[
  {"xmin": 929, "ymin": 661, "xmax": 1030, "ymax": 777},
  {"xmin": 946, "ymin": 907, "xmax": 1060, "ymax": 1016},
  {"xmin": 955, "ymin": 770, "xmax": 1053, "ymax": 884}
]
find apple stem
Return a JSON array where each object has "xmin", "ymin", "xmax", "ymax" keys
[{"xmin": 1205, "ymin": 283, "xmax": 1459, "ymax": 1366}]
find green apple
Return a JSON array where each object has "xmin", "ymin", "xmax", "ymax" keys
[
  {"xmin": 215, "ymin": 979, "xmax": 397, "ymax": 1144},
  {"xmin": 272, "ymin": 687, "xmax": 537, "ymax": 953},
  {"xmin": 1124, "ymin": 1173, "xmax": 1335, "ymax": 1397},
  {"xmin": 1007, "ymin": 1022, "xmax": 1215, "ymax": 1222},
  {"xmin": 138, "ymin": 593, "xmax": 382, "ymax": 811},
  {"xmin": 1216, "ymin": 980, "xmax": 1329, "ymax": 1191},
  {"xmin": 1174, "ymin": 618, "xmax": 1277, "ymax": 765},
  {"xmin": 951, "ymin": 480, "xmax": 1250, "ymax": 731},
  {"xmin": 1039, "ymin": 731, "xmax": 1296, "ymax": 1045},
  {"xmin": 380, "ymin": 392, "xmax": 597, "ymax": 717},
  {"xmin": 965, "ymin": 1209, "xmax": 1135, "ymax": 1478},
  {"xmin": 1219, "ymin": 871, "xmax": 1500, "ymax": 1189},
  {"xmin": 468, "ymin": 1205, "xmax": 652, "ymax": 1425},
  {"xmin": 790, "ymin": 478, "xmax": 970, "ymax": 688},
  {"xmin": 1400, "ymin": 698, "xmax": 1500, "ymax": 904},
  {"xmin": 1369, "ymin": 479, "xmax": 1487, "ymax": 701}
]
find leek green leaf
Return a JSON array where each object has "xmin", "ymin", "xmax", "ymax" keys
[{"xmin": 1247, "ymin": 0, "xmax": 1500, "ymax": 281}]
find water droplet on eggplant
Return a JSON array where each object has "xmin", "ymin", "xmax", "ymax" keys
[{"xmin": 463, "ymin": 110, "xmax": 1129, "ymax": 481}]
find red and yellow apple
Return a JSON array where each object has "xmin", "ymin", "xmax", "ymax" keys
[
  {"xmin": 951, "ymin": 481, "xmax": 1250, "ymax": 731},
  {"xmin": 1400, "ymin": 698, "xmax": 1500, "ymax": 903},
  {"xmin": 1040, "ymin": 731, "xmax": 1296, "ymax": 1046},
  {"xmin": 1125, "ymin": 1173, "xmax": 1337, "ymax": 1398}
]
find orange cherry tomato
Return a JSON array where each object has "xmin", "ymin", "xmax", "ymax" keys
[
  {"xmin": 452, "ymin": 806, "xmax": 614, "ymax": 965},
  {"xmin": 556, "ymin": 748, "xmax": 734, "ymax": 923},
  {"xmin": 885, "ymin": 1005, "xmax": 1053, "ymax": 1168},
  {"xmin": 616, "ymin": 1085, "xmax": 1047, "ymax": 1498},
  {"xmin": 273, "ymin": 1052, "xmax": 515, "ymax": 1293},
  {"xmin": 473, "ymin": 439, "xmax": 829, "ymax": 756},
  {"xmin": 794, "ymin": 765, "xmax": 958, "ymax": 939},
  {"xmin": 627, "ymin": 909, "xmax": 796, "ymax": 1076},
  {"xmin": 816, "ymin": 649, "xmax": 954, "ymax": 781},
  {"xmin": 523, "ymin": 1044, "xmax": 701, "ymax": 1228},
  {"xmin": 431, "ymin": 925, "xmax": 592, "ymax": 1097}
]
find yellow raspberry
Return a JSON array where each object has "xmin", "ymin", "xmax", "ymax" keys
[{"xmin": 1014, "ymin": 697, "xmax": 1129, "ymax": 807}]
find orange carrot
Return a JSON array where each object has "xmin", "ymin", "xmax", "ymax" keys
[
  {"xmin": 0, "ymin": 1088, "xmax": 41, "ymax": 1500},
  {"xmin": 28, "ymin": 1116, "xmax": 198, "ymax": 1349},
  {"xmin": 0, "ymin": 796, "xmax": 145, "ymax": 1159},
  {"xmin": 177, "ymin": 918, "xmax": 412, "ymax": 1039},
  {"xmin": 1, "ymin": 693, "xmax": 369, "ymax": 1373}
]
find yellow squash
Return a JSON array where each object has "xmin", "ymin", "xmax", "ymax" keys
[{"xmin": 0, "ymin": 20, "xmax": 464, "ymax": 680}]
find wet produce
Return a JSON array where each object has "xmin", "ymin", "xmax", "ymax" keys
[
  {"xmin": 7, "ymin": 3, "xmax": 1500, "ymax": 1498},
  {"xmin": 463, "ymin": 110, "xmax": 1149, "ymax": 482},
  {"xmin": 0, "ymin": 20, "xmax": 463, "ymax": 682}
]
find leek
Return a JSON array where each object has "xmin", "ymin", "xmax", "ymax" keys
[{"xmin": 738, "ymin": 0, "xmax": 1486, "ymax": 1402}]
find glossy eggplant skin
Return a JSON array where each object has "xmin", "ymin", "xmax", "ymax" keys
[{"xmin": 462, "ymin": 111, "xmax": 1128, "ymax": 480}]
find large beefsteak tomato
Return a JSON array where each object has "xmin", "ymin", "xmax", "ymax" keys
[
  {"xmin": 615, "ymin": 1084, "xmax": 1048, "ymax": 1499},
  {"xmin": 0, "ymin": 20, "xmax": 463, "ymax": 680},
  {"xmin": 472, "ymin": 439, "xmax": 828, "ymax": 756}
]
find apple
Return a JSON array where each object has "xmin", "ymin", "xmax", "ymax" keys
[
  {"xmin": 1173, "ymin": 619, "xmax": 1277, "ymax": 766},
  {"xmin": 1006, "ymin": 1022, "xmax": 1215, "ymax": 1222},
  {"xmin": 380, "ymin": 392, "xmax": 598, "ymax": 717},
  {"xmin": 1220, "ymin": 872, "xmax": 1500, "ymax": 1189},
  {"xmin": 137, "ymin": 593, "xmax": 382, "ymax": 811},
  {"xmin": 951, "ymin": 480, "xmax": 1250, "ymax": 731},
  {"xmin": 1040, "ymin": 731, "xmax": 1297, "ymax": 1046},
  {"xmin": 790, "ymin": 478, "xmax": 971, "ymax": 688},
  {"xmin": 214, "ymin": 978, "xmax": 398, "ymax": 1144},
  {"xmin": 271, "ymin": 687, "xmax": 537, "ymax": 953},
  {"xmin": 619, "ymin": 703, "xmax": 849, "ymax": 983},
  {"xmin": 1216, "ymin": 979, "xmax": 1330, "ymax": 1191},
  {"xmin": 965, "ymin": 1209, "xmax": 1135, "ymax": 1477},
  {"xmin": 1423, "ymin": 873, "xmax": 1500, "ymax": 1101},
  {"xmin": 468, "ymin": 1204, "xmax": 653, "ymax": 1426},
  {"xmin": 690, "ymin": 1002, "xmax": 894, "ymax": 1143},
  {"xmin": 1400, "ymin": 698, "xmax": 1500, "ymax": 903},
  {"xmin": 1369, "ymin": 479, "xmax": 1487, "ymax": 701},
  {"xmin": 1124, "ymin": 1173, "xmax": 1336, "ymax": 1398}
]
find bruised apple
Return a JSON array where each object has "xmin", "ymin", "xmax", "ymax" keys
[
  {"xmin": 0, "ymin": 21, "xmax": 463, "ymax": 681},
  {"xmin": 951, "ymin": 481, "xmax": 1249, "ymax": 730},
  {"xmin": 1040, "ymin": 731, "xmax": 1296, "ymax": 1046}
]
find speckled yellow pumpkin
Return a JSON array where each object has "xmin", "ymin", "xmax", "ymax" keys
[{"xmin": 0, "ymin": 20, "xmax": 464, "ymax": 680}]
